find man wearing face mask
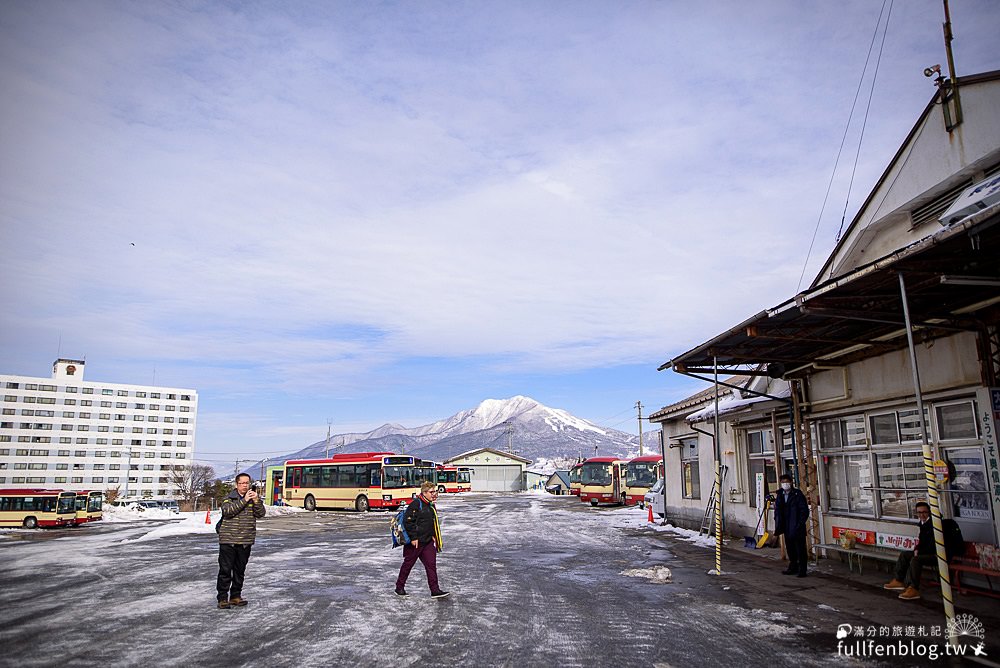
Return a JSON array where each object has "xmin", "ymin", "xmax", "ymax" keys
[{"xmin": 773, "ymin": 473, "xmax": 810, "ymax": 577}]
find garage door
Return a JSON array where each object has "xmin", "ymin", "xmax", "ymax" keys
[{"xmin": 470, "ymin": 465, "xmax": 523, "ymax": 492}]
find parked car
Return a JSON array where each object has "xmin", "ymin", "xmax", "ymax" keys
[
  {"xmin": 111, "ymin": 499, "xmax": 160, "ymax": 511},
  {"xmin": 157, "ymin": 500, "xmax": 180, "ymax": 513},
  {"xmin": 644, "ymin": 479, "xmax": 665, "ymax": 518}
]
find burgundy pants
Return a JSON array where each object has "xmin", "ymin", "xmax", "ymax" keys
[{"xmin": 395, "ymin": 540, "xmax": 438, "ymax": 592}]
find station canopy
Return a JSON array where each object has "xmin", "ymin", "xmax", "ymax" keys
[{"xmin": 659, "ymin": 206, "xmax": 1000, "ymax": 379}]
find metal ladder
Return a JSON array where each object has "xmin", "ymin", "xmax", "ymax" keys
[{"xmin": 699, "ymin": 464, "xmax": 729, "ymax": 535}]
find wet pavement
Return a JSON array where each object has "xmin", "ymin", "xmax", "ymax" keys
[{"xmin": 1, "ymin": 492, "xmax": 997, "ymax": 667}]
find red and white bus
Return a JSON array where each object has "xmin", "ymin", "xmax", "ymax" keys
[
  {"xmin": 283, "ymin": 452, "xmax": 419, "ymax": 512},
  {"xmin": 435, "ymin": 465, "xmax": 471, "ymax": 493},
  {"xmin": 414, "ymin": 459, "xmax": 439, "ymax": 488},
  {"xmin": 0, "ymin": 489, "xmax": 77, "ymax": 528},
  {"xmin": 578, "ymin": 457, "xmax": 629, "ymax": 506},
  {"xmin": 623, "ymin": 455, "xmax": 663, "ymax": 506},
  {"xmin": 568, "ymin": 462, "xmax": 583, "ymax": 496},
  {"xmin": 73, "ymin": 490, "xmax": 104, "ymax": 524}
]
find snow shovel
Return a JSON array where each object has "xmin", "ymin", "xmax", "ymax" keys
[{"xmin": 755, "ymin": 497, "xmax": 773, "ymax": 548}]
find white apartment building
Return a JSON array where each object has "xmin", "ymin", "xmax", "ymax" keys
[{"xmin": 0, "ymin": 358, "xmax": 198, "ymax": 499}]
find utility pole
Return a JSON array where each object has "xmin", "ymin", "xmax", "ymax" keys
[
  {"xmin": 636, "ymin": 401, "xmax": 644, "ymax": 456},
  {"xmin": 325, "ymin": 420, "xmax": 332, "ymax": 459},
  {"xmin": 505, "ymin": 421, "xmax": 514, "ymax": 454}
]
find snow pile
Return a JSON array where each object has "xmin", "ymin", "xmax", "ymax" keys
[
  {"xmin": 102, "ymin": 505, "xmax": 185, "ymax": 523},
  {"xmin": 612, "ymin": 505, "xmax": 716, "ymax": 548},
  {"xmin": 124, "ymin": 512, "xmax": 220, "ymax": 542},
  {"xmin": 622, "ymin": 565, "xmax": 672, "ymax": 583},
  {"xmin": 712, "ymin": 605, "xmax": 803, "ymax": 637}
]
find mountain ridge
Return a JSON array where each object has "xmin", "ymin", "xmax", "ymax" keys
[{"xmin": 252, "ymin": 396, "xmax": 646, "ymax": 473}]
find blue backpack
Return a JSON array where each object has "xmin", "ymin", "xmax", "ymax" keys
[{"xmin": 390, "ymin": 502, "xmax": 410, "ymax": 548}]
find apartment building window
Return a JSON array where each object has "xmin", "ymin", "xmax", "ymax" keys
[
  {"xmin": 77, "ymin": 425, "xmax": 89, "ymax": 431},
  {"xmin": 3, "ymin": 396, "xmax": 15, "ymax": 402},
  {"xmin": 82, "ymin": 388, "xmax": 93, "ymax": 394},
  {"xmin": 23, "ymin": 397, "xmax": 36, "ymax": 403},
  {"xmin": 117, "ymin": 390, "xmax": 128, "ymax": 397},
  {"xmin": 132, "ymin": 428, "xmax": 143, "ymax": 434},
  {"xmin": 79, "ymin": 412, "xmax": 90, "ymax": 418},
  {"xmin": 112, "ymin": 439, "xmax": 122, "ymax": 445},
  {"xmin": 164, "ymin": 418, "xmax": 174, "ymax": 423},
  {"xmin": 13, "ymin": 463, "xmax": 26, "ymax": 469},
  {"xmin": 54, "ymin": 477, "xmax": 67, "ymax": 484},
  {"xmin": 143, "ymin": 464, "xmax": 153, "ymax": 470},
  {"xmin": 179, "ymin": 418, "xmax": 189, "ymax": 424},
  {"xmin": 71, "ymin": 477, "xmax": 83, "ymax": 483},
  {"xmin": 178, "ymin": 430, "xmax": 188, "ymax": 436},
  {"xmin": 96, "ymin": 438, "xmax": 107, "ymax": 444},
  {"xmin": 142, "ymin": 477, "xmax": 152, "ymax": 483},
  {"xmin": 56, "ymin": 464, "xmax": 68, "ymax": 470},
  {"xmin": 58, "ymin": 450, "xmax": 69, "ymax": 456},
  {"xmin": 0, "ymin": 436, "xmax": 9, "ymax": 442},
  {"xmin": 151, "ymin": 393, "xmax": 160, "ymax": 399},
  {"xmin": 108, "ymin": 477, "xmax": 118, "ymax": 483},
  {"xmin": 116, "ymin": 402, "xmax": 126, "ymax": 408},
  {"xmin": 180, "ymin": 406, "xmax": 190, "ymax": 412},
  {"xmin": 99, "ymin": 413, "xmax": 110, "ymax": 420},
  {"xmin": 95, "ymin": 451, "xmax": 106, "ymax": 457},
  {"xmin": 130, "ymin": 439, "xmax": 141, "ymax": 446},
  {"xmin": 181, "ymin": 394, "xmax": 191, "ymax": 401},
  {"xmin": 80, "ymin": 400, "xmax": 92, "ymax": 406},
  {"xmin": 100, "ymin": 401, "xmax": 111, "ymax": 408},
  {"xmin": 114, "ymin": 427, "xmax": 124, "ymax": 433},
  {"xmin": 63, "ymin": 412, "xmax": 75, "ymax": 418},
  {"xmin": 177, "ymin": 441, "xmax": 187, "ymax": 447},
  {"xmin": 115, "ymin": 414, "xmax": 125, "ymax": 420},
  {"xmin": 163, "ymin": 441, "xmax": 172, "ymax": 446},
  {"xmin": 148, "ymin": 416, "xmax": 158, "ymax": 423},
  {"xmin": 149, "ymin": 404, "xmax": 159, "ymax": 410},
  {"xmin": 40, "ymin": 385, "xmax": 56, "ymax": 392},
  {"xmin": 679, "ymin": 436, "xmax": 700, "ymax": 499},
  {"xmin": 65, "ymin": 387, "xmax": 77, "ymax": 393},
  {"xmin": 59, "ymin": 438, "xmax": 70, "ymax": 444},
  {"xmin": 26, "ymin": 477, "xmax": 45, "ymax": 484},
  {"xmin": 98, "ymin": 426, "xmax": 109, "ymax": 432},
  {"xmin": 2, "ymin": 409, "xmax": 13, "ymax": 415},
  {"xmin": 110, "ymin": 451, "xmax": 121, "ymax": 457},
  {"xmin": 92, "ymin": 477, "xmax": 103, "ymax": 483},
  {"xmin": 134, "ymin": 403, "xmax": 145, "ymax": 409},
  {"xmin": 64, "ymin": 399, "xmax": 76, "ymax": 405},
  {"xmin": 25, "ymin": 384, "xmax": 37, "ymax": 390},
  {"xmin": 165, "ymin": 405, "xmax": 175, "ymax": 412},
  {"xmin": 144, "ymin": 450, "xmax": 155, "ymax": 455},
  {"xmin": 27, "ymin": 463, "xmax": 47, "ymax": 470},
  {"xmin": 5, "ymin": 382, "xmax": 18, "ymax": 389},
  {"xmin": 146, "ymin": 428, "xmax": 157, "ymax": 434},
  {"xmin": 94, "ymin": 464, "xmax": 105, "ymax": 470},
  {"xmin": 134, "ymin": 415, "xmax": 144, "ymax": 421},
  {"xmin": 102, "ymin": 389, "xmax": 113, "ymax": 395},
  {"xmin": 136, "ymin": 392, "xmax": 146, "ymax": 398},
  {"xmin": 12, "ymin": 477, "xmax": 25, "ymax": 483},
  {"xmin": 175, "ymin": 453, "xmax": 187, "ymax": 459},
  {"xmin": 109, "ymin": 464, "xmax": 121, "ymax": 470},
  {"xmin": 167, "ymin": 394, "xmax": 176, "ymax": 400},
  {"xmin": 22, "ymin": 409, "xmax": 35, "ymax": 416},
  {"xmin": 61, "ymin": 425, "xmax": 73, "ymax": 431},
  {"xmin": 37, "ymin": 397, "xmax": 55, "ymax": 405},
  {"xmin": 29, "ymin": 449, "xmax": 49, "ymax": 456}
]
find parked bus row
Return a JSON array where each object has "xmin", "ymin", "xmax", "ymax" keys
[
  {"xmin": 0, "ymin": 488, "xmax": 104, "ymax": 529},
  {"xmin": 570, "ymin": 455, "xmax": 663, "ymax": 507},
  {"xmin": 264, "ymin": 452, "xmax": 471, "ymax": 512}
]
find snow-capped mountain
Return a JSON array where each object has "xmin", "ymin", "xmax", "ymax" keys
[{"xmin": 255, "ymin": 396, "xmax": 648, "ymax": 471}]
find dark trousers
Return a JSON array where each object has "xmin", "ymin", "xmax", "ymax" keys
[
  {"xmin": 395, "ymin": 540, "xmax": 439, "ymax": 592},
  {"xmin": 894, "ymin": 552, "xmax": 937, "ymax": 589},
  {"xmin": 217, "ymin": 543, "xmax": 252, "ymax": 601},
  {"xmin": 785, "ymin": 532, "xmax": 808, "ymax": 574}
]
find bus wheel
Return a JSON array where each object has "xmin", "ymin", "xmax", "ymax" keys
[
  {"xmin": 23, "ymin": 516, "xmax": 37, "ymax": 529},
  {"xmin": 437, "ymin": 485, "xmax": 446, "ymax": 494},
  {"xmin": 304, "ymin": 495, "xmax": 316, "ymax": 511},
  {"xmin": 355, "ymin": 495, "xmax": 369, "ymax": 512},
  {"xmin": 590, "ymin": 499, "xmax": 598, "ymax": 507}
]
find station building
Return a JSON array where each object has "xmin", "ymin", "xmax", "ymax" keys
[
  {"xmin": 0, "ymin": 358, "xmax": 198, "ymax": 500},
  {"xmin": 651, "ymin": 70, "xmax": 1000, "ymax": 553}
]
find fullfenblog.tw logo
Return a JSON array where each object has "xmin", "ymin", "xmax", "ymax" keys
[{"xmin": 836, "ymin": 615, "xmax": 988, "ymax": 660}]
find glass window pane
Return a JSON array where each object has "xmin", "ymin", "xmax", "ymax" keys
[
  {"xmin": 869, "ymin": 414, "xmax": 899, "ymax": 445},
  {"xmin": 825, "ymin": 456, "xmax": 849, "ymax": 512},
  {"xmin": 817, "ymin": 421, "xmax": 842, "ymax": 449},
  {"xmin": 844, "ymin": 416, "xmax": 867, "ymax": 447},
  {"xmin": 898, "ymin": 408, "xmax": 929, "ymax": 443},
  {"xmin": 847, "ymin": 454, "xmax": 874, "ymax": 514},
  {"xmin": 901, "ymin": 450, "xmax": 924, "ymax": 488},
  {"xmin": 936, "ymin": 403, "xmax": 977, "ymax": 440}
]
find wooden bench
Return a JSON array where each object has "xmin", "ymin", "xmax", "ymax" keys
[{"xmin": 819, "ymin": 543, "xmax": 899, "ymax": 575}]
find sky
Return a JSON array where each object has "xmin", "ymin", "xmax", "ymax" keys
[{"xmin": 2, "ymin": 1, "xmax": 999, "ymax": 470}]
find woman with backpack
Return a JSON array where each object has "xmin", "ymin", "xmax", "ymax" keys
[{"xmin": 394, "ymin": 481, "xmax": 449, "ymax": 599}]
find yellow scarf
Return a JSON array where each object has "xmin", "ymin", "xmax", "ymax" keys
[{"xmin": 429, "ymin": 500, "xmax": 443, "ymax": 552}]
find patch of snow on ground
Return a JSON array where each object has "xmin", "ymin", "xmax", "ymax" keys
[
  {"xmin": 622, "ymin": 565, "xmax": 672, "ymax": 583},
  {"xmin": 714, "ymin": 604, "xmax": 802, "ymax": 637},
  {"xmin": 612, "ymin": 505, "xmax": 717, "ymax": 548}
]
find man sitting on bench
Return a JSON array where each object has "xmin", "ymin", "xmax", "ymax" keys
[{"xmin": 883, "ymin": 501, "xmax": 963, "ymax": 601}]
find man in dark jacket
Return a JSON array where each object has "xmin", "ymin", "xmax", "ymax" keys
[
  {"xmin": 773, "ymin": 473, "xmax": 810, "ymax": 577},
  {"xmin": 395, "ymin": 481, "xmax": 449, "ymax": 599},
  {"xmin": 883, "ymin": 501, "xmax": 959, "ymax": 601},
  {"xmin": 216, "ymin": 473, "xmax": 266, "ymax": 609}
]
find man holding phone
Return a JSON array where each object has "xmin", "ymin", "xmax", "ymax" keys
[{"xmin": 216, "ymin": 473, "xmax": 266, "ymax": 609}]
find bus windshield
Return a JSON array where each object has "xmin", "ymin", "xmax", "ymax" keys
[
  {"xmin": 457, "ymin": 470, "xmax": 470, "ymax": 484},
  {"xmin": 383, "ymin": 466, "xmax": 415, "ymax": 489},
  {"xmin": 57, "ymin": 494, "xmax": 76, "ymax": 514},
  {"xmin": 569, "ymin": 467, "xmax": 582, "ymax": 484},
  {"xmin": 581, "ymin": 463, "xmax": 611, "ymax": 485},
  {"xmin": 627, "ymin": 463, "xmax": 659, "ymax": 487}
]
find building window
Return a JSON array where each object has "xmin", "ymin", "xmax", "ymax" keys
[
  {"xmin": 117, "ymin": 390, "xmax": 128, "ymax": 396},
  {"xmin": 92, "ymin": 477, "xmax": 103, "ymax": 483},
  {"xmin": 102, "ymin": 389, "xmax": 113, "ymax": 395},
  {"xmin": 71, "ymin": 477, "xmax": 83, "ymax": 483},
  {"xmin": 680, "ymin": 436, "xmax": 700, "ymax": 500},
  {"xmin": 54, "ymin": 477, "xmax": 67, "ymax": 484},
  {"xmin": 936, "ymin": 401, "xmax": 978, "ymax": 441}
]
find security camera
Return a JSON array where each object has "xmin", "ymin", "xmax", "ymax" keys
[{"xmin": 924, "ymin": 64, "xmax": 941, "ymax": 78}]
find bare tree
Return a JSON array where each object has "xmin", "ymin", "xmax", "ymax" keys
[
  {"xmin": 169, "ymin": 464, "xmax": 217, "ymax": 511},
  {"xmin": 104, "ymin": 485, "xmax": 121, "ymax": 505}
]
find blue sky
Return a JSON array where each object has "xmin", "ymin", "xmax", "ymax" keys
[{"xmin": 2, "ymin": 1, "xmax": 999, "ymax": 469}]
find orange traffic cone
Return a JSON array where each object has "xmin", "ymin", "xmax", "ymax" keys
[
  {"xmin": 205, "ymin": 509, "xmax": 211, "ymax": 524},
  {"xmin": 647, "ymin": 504, "xmax": 654, "ymax": 523}
]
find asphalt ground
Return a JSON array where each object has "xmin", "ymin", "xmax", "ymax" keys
[{"xmin": 1, "ymin": 492, "xmax": 997, "ymax": 667}]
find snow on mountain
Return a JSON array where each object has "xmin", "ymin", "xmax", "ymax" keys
[{"xmin": 252, "ymin": 396, "xmax": 645, "ymax": 472}]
